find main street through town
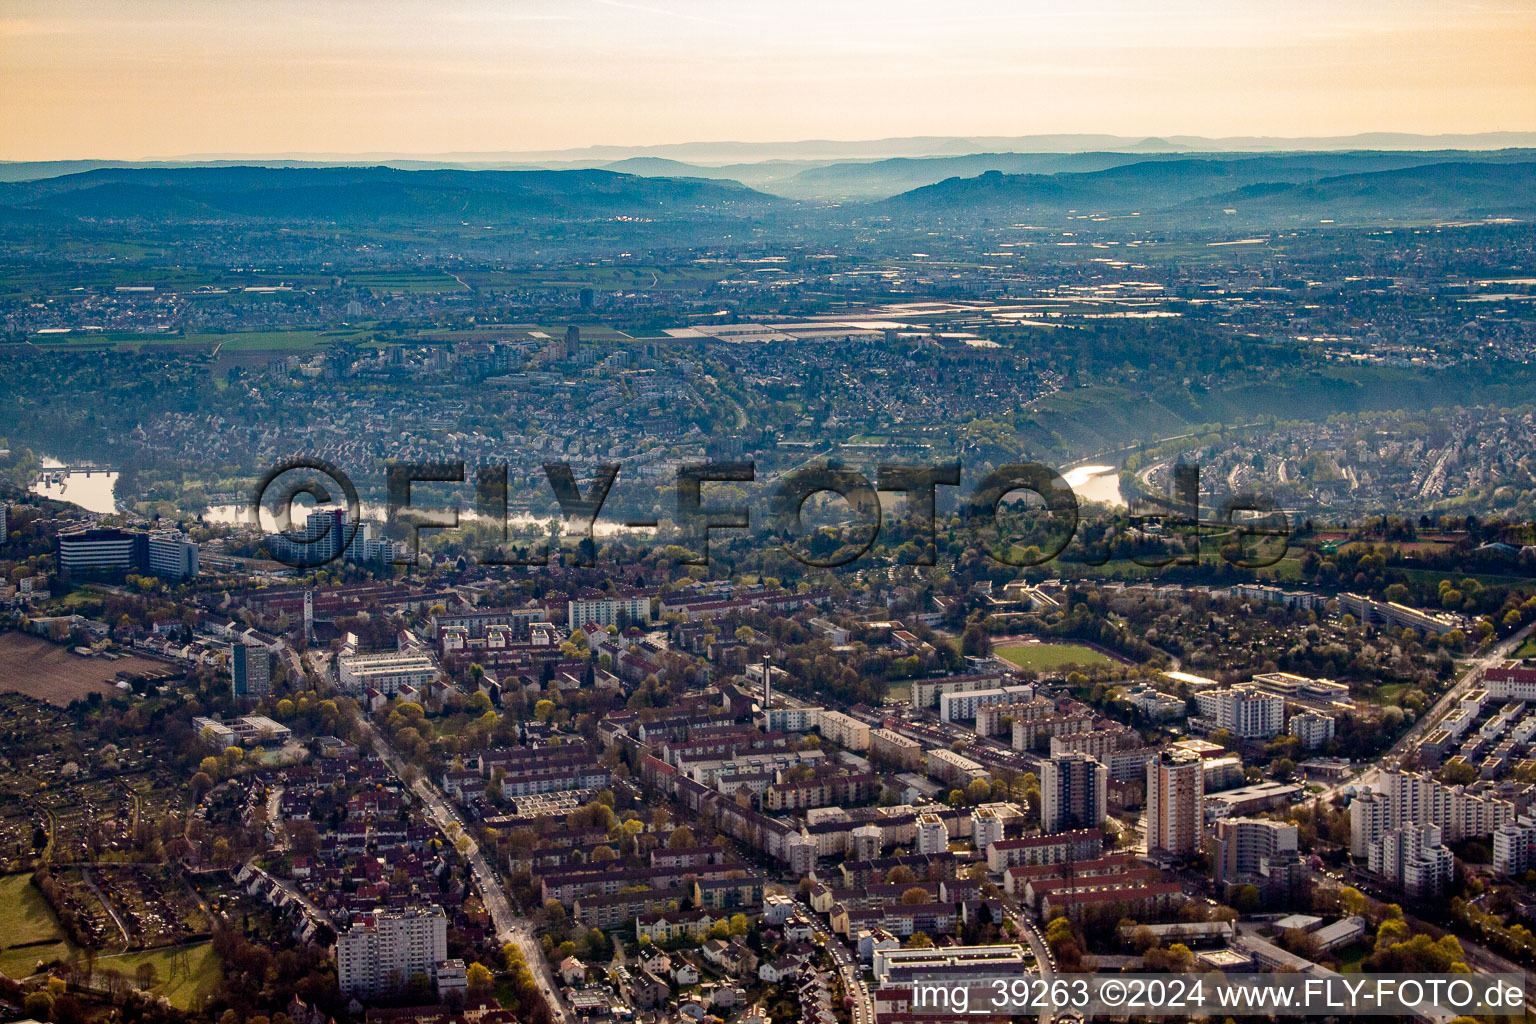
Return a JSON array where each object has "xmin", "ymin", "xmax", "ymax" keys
[{"xmin": 355, "ymin": 711, "xmax": 573, "ymax": 1024}]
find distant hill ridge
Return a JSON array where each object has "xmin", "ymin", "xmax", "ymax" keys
[
  {"xmin": 1, "ymin": 156, "xmax": 1533, "ymax": 229},
  {"xmin": 0, "ymin": 164, "xmax": 778, "ymax": 223}
]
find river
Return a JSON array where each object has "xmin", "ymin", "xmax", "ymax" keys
[
  {"xmin": 1061, "ymin": 464, "xmax": 1125, "ymax": 506},
  {"xmin": 31, "ymin": 458, "xmax": 121, "ymax": 515}
]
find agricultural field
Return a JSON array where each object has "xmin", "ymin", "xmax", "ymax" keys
[
  {"xmin": 0, "ymin": 632, "xmax": 166, "ymax": 706},
  {"xmin": 994, "ymin": 640, "xmax": 1117, "ymax": 671}
]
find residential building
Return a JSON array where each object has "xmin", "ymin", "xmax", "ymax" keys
[
  {"xmin": 971, "ymin": 806, "xmax": 1004, "ymax": 853},
  {"xmin": 816, "ymin": 709, "xmax": 871, "ymax": 750},
  {"xmin": 1369, "ymin": 824, "xmax": 1455, "ymax": 898},
  {"xmin": 1147, "ymin": 749, "xmax": 1205, "ymax": 858},
  {"xmin": 925, "ymin": 748, "xmax": 988, "ymax": 787},
  {"xmin": 567, "ymin": 593, "xmax": 651, "ymax": 629},
  {"xmin": 869, "ymin": 728, "xmax": 922, "ymax": 770},
  {"xmin": 1040, "ymin": 752, "xmax": 1107, "ymax": 834},
  {"xmin": 1493, "ymin": 815, "xmax": 1536, "ymax": 878},
  {"xmin": 1288, "ymin": 711, "xmax": 1336, "ymax": 749},
  {"xmin": 916, "ymin": 813, "xmax": 949, "ymax": 855},
  {"xmin": 231, "ymin": 640, "xmax": 272, "ymax": 699},
  {"xmin": 938, "ymin": 685, "xmax": 1033, "ymax": 723},
  {"xmin": 337, "ymin": 649, "xmax": 441, "ymax": 696},
  {"xmin": 986, "ymin": 829, "xmax": 1103, "ymax": 871},
  {"xmin": 1195, "ymin": 684, "xmax": 1285, "ymax": 739},
  {"xmin": 1213, "ymin": 817, "xmax": 1300, "ymax": 887},
  {"xmin": 1351, "ymin": 770, "xmax": 1515, "ymax": 846},
  {"xmin": 335, "ymin": 906, "xmax": 449, "ymax": 999}
]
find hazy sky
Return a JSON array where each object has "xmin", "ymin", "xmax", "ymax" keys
[{"xmin": 3, "ymin": 0, "xmax": 1535, "ymax": 160}]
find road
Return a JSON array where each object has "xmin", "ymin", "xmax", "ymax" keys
[
  {"xmin": 244, "ymin": 860, "xmax": 335, "ymax": 928},
  {"xmin": 1319, "ymin": 620, "xmax": 1536, "ymax": 801},
  {"xmin": 358, "ymin": 716, "xmax": 572, "ymax": 1024},
  {"xmin": 1002, "ymin": 894, "xmax": 1056, "ymax": 1024},
  {"xmin": 802, "ymin": 897, "xmax": 873, "ymax": 1024}
]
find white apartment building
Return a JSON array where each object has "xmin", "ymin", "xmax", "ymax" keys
[
  {"xmin": 816, "ymin": 709, "xmax": 871, "ymax": 751},
  {"xmin": 916, "ymin": 812, "xmax": 949, "ymax": 855},
  {"xmin": 337, "ymin": 649, "xmax": 441, "ymax": 696},
  {"xmin": 567, "ymin": 594, "xmax": 652, "ymax": 629},
  {"xmin": 971, "ymin": 806, "xmax": 1005, "ymax": 852},
  {"xmin": 1369, "ymin": 824, "xmax": 1455, "ymax": 898},
  {"xmin": 761, "ymin": 705, "xmax": 819, "ymax": 733},
  {"xmin": 1493, "ymin": 814, "xmax": 1536, "ymax": 878},
  {"xmin": 1379, "ymin": 769, "xmax": 1513, "ymax": 842},
  {"xmin": 1349, "ymin": 788, "xmax": 1391, "ymax": 858},
  {"xmin": 336, "ymin": 906, "xmax": 449, "ymax": 998},
  {"xmin": 1288, "ymin": 711, "xmax": 1336, "ymax": 749},
  {"xmin": 1040, "ymin": 752, "xmax": 1107, "ymax": 834},
  {"xmin": 1195, "ymin": 684, "xmax": 1285, "ymax": 739},
  {"xmin": 938, "ymin": 684, "xmax": 1034, "ymax": 723},
  {"xmin": 1214, "ymin": 817, "xmax": 1299, "ymax": 885}
]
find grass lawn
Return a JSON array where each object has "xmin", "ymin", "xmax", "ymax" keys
[
  {"xmin": 995, "ymin": 642, "xmax": 1116, "ymax": 671},
  {"xmin": 0, "ymin": 874, "xmax": 67, "ymax": 946},
  {"xmin": 0, "ymin": 875, "xmax": 220, "ymax": 1007},
  {"xmin": 1516, "ymin": 636, "xmax": 1536, "ymax": 659},
  {"xmin": 0, "ymin": 873, "xmax": 74, "ymax": 980},
  {"xmin": 1364, "ymin": 682, "xmax": 1411, "ymax": 705},
  {"xmin": 885, "ymin": 681, "xmax": 912, "ymax": 705},
  {"xmin": 1333, "ymin": 940, "xmax": 1370, "ymax": 973},
  {"xmin": 96, "ymin": 942, "xmax": 222, "ymax": 1010}
]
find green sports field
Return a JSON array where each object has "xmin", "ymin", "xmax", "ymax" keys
[{"xmin": 995, "ymin": 642, "xmax": 1116, "ymax": 671}]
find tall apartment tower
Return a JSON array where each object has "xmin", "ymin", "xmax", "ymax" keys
[
  {"xmin": 1147, "ymin": 749, "xmax": 1205, "ymax": 858},
  {"xmin": 336, "ymin": 906, "xmax": 449, "ymax": 998},
  {"xmin": 232, "ymin": 641, "xmax": 272, "ymax": 700},
  {"xmin": 1041, "ymin": 752, "xmax": 1108, "ymax": 834}
]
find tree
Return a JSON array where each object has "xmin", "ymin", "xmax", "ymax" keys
[
  {"xmin": 961, "ymin": 623, "xmax": 992, "ymax": 657},
  {"xmin": 886, "ymin": 866, "xmax": 918, "ymax": 885},
  {"xmin": 947, "ymin": 789, "xmax": 967, "ymax": 808},
  {"xmin": 901, "ymin": 887, "xmax": 930, "ymax": 905},
  {"xmin": 23, "ymin": 992, "xmax": 53, "ymax": 1020},
  {"xmin": 966, "ymin": 778, "xmax": 992, "ymax": 805},
  {"xmin": 904, "ymin": 932, "xmax": 933, "ymax": 948},
  {"xmin": 667, "ymin": 826, "xmax": 696, "ymax": 850},
  {"xmin": 1339, "ymin": 886, "xmax": 1367, "ymax": 917},
  {"xmin": 136, "ymin": 960, "xmax": 158, "ymax": 990},
  {"xmin": 1440, "ymin": 761, "xmax": 1478, "ymax": 786},
  {"xmin": 535, "ymin": 699, "xmax": 556, "ymax": 723},
  {"xmin": 467, "ymin": 962, "xmax": 494, "ymax": 993}
]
